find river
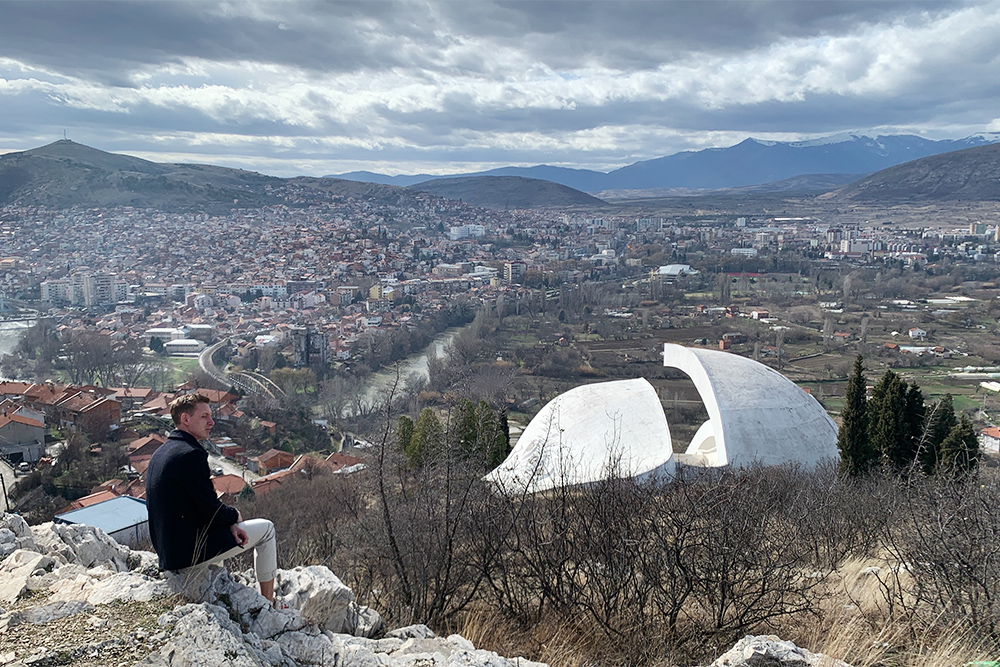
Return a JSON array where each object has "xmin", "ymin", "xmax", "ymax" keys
[
  {"xmin": 0, "ymin": 321, "xmax": 31, "ymax": 380},
  {"xmin": 358, "ymin": 326, "xmax": 462, "ymax": 409}
]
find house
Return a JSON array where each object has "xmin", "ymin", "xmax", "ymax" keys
[
  {"xmin": 750, "ymin": 310, "xmax": 770, "ymax": 320},
  {"xmin": 54, "ymin": 496, "xmax": 149, "ymax": 548},
  {"xmin": 908, "ymin": 327, "xmax": 927, "ymax": 340},
  {"xmin": 127, "ymin": 433, "xmax": 167, "ymax": 472},
  {"xmin": 57, "ymin": 489, "xmax": 120, "ymax": 514},
  {"xmin": 980, "ymin": 427, "xmax": 1000, "ymax": 453},
  {"xmin": 109, "ymin": 387, "xmax": 154, "ymax": 413},
  {"xmin": 256, "ymin": 449, "xmax": 295, "ymax": 476},
  {"xmin": 212, "ymin": 474, "xmax": 249, "ymax": 502},
  {"xmin": 0, "ymin": 411, "xmax": 45, "ymax": 464},
  {"xmin": 54, "ymin": 390, "xmax": 121, "ymax": 439}
]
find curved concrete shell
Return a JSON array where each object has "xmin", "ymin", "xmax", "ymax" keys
[
  {"xmin": 663, "ymin": 343, "xmax": 838, "ymax": 468},
  {"xmin": 485, "ymin": 378, "xmax": 675, "ymax": 494}
]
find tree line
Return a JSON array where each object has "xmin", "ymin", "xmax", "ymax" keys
[
  {"xmin": 837, "ymin": 356, "xmax": 980, "ymax": 477},
  {"xmin": 394, "ymin": 398, "xmax": 510, "ymax": 470}
]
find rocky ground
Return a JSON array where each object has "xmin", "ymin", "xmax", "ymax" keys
[{"xmin": 0, "ymin": 513, "xmax": 849, "ymax": 667}]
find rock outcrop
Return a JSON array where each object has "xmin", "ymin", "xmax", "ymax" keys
[
  {"xmin": 0, "ymin": 513, "xmax": 544, "ymax": 667},
  {"xmin": 709, "ymin": 635, "xmax": 852, "ymax": 667}
]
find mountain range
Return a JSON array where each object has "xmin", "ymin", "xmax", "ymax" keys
[
  {"xmin": 2, "ymin": 136, "xmax": 1000, "ymax": 213},
  {"xmin": 334, "ymin": 133, "xmax": 1000, "ymax": 194}
]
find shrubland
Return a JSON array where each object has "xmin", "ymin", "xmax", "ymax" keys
[{"xmin": 238, "ymin": 428, "xmax": 1000, "ymax": 666}]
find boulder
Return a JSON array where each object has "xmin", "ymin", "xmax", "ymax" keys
[
  {"xmin": 275, "ymin": 565, "xmax": 354, "ymax": 633},
  {"xmin": 276, "ymin": 629, "xmax": 343, "ymax": 665},
  {"xmin": 0, "ymin": 549, "xmax": 54, "ymax": 603},
  {"xmin": 30, "ymin": 521, "xmax": 130, "ymax": 571},
  {"xmin": 710, "ymin": 635, "xmax": 853, "ymax": 667},
  {"xmin": 0, "ymin": 514, "xmax": 36, "ymax": 560},
  {"xmin": 343, "ymin": 601, "xmax": 385, "ymax": 638},
  {"xmin": 143, "ymin": 602, "xmax": 269, "ymax": 667}
]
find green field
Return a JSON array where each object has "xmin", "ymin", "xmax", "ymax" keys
[{"xmin": 166, "ymin": 357, "xmax": 201, "ymax": 386}]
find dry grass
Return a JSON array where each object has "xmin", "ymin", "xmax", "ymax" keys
[
  {"xmin": 787, "ymin": 557, "xmax": 1000, "ymax": 667},
  {"xmin": 455, "ymin": 555, "xmax": 1000, "ymax": 667},
  {"xmin": 456, "ymin": 609, "xmax": 606, "ymax": 667}
]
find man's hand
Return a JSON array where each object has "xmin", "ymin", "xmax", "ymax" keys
[{"xmin": 231, "ymin": 523, "xmax": 249, "ymax": 548}]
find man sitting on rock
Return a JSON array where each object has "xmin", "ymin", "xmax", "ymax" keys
[{"xmin": 146, "ymin": 393, "xmax": 278, "ymax": 603}]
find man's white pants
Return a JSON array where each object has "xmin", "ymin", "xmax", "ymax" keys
[{"xmin": 202, "ymin": 518, "xmax": 277, "ymax": 582}]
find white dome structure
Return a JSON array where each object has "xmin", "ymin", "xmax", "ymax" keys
[
  {"xmin": 663, "ymin": 343, "xmax": 838, "ymax": 468},
  {"xmin": 485, "ymin": 378, "xmax": 675, "ymax": 494}
]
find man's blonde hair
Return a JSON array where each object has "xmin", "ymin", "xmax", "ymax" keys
[{"xmin": 169, "ymin": 393, "xmax": 211, "ymax": 426}]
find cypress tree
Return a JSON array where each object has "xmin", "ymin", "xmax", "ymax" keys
[
  {"xmin": 869, "ymin": 370, "xmax": 908, "ymax": 468},
  {"xmin": 395, "ymin": 415, "xmax": 415, "ymax": 455},
  {"xmin": 902, "ymin": 382, "xmax": 926, "ymax": 468},
  {"xmin": 837, "ymin": 356, "xmax": 877, "ymax": 476},
  {"xmin": 452, "ymin": 398, "xmax": 478, "ymax": 457},
  {"xmin": 409, "ymin": 408, "xmax": 443, "ymax": 466},
  {"xmin": 939, "ymin": 415, "xmax": 980, "ymax": 476},
  {"xmin": 922, "ymin": 394, "xmax": 957, "ymax": 474}
]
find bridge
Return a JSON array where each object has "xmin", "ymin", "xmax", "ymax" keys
[{"xmin": 199, "ymin": 337, "xmax": 286, "ymax": 400}]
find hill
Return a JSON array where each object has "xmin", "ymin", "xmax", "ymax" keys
[
  {"xmin": 334, "ymin": 133, "xmax": 1000, "ymax": 193},
  {"xmin": 0, "ymin": 140, "xmax": 286, "ymax": 212},
  {"xmin": 411, "ymin": 175, "xmax": 606, "ymax": 208},
  {"xmin": 833, "ymin": 142, "xmax": 1000, "ymax": 202},
  {"xmin": 0, "ymin": 141, "xmax": 436, "ymax": 212}
]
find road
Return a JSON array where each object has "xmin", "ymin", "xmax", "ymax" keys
[
  {"xmin": 0, "ymin": 460, "xmax": 16, "ymax": 512},
  {"xmin": 208, "ymin": 452, "xmax": 260, "ymax": 483},
  {"xmin": 199, "ymin": 338, "xmax": 230, "ymax": 382}
]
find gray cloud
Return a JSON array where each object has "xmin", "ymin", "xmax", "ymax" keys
[{"xmin": 0, "ymin": 0, "xmax": 997, "ymax": 176}]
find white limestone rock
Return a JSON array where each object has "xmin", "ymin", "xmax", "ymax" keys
[
  {"xmin": 276, "ymin": 629, "xmax": 343, "ymax": 665},
  {"xmin": 340, "ymin": 642, "xmax": 395, "ymax": 667},
  {"xmin": 163, "ymin": 563, "xmax": 232, "ymax": 602},
  {"xmin": 85, "ymin": 571, "xmax": 171, "ymax": 605},
  {"xmin": 249, "ymin": 604, "xmax": 306, "ymax": 640},
  {"xmin": 126, "ymin": 549, "xmax": 161, "ymax": 576},
  {"xmin": 0, "ymin": 549, "xmax": 54, "ymax": 603},
  {"xmin": 275, "ymin": 565, "xmax": 354, "ymax": 633},
  {"xmin": 144, "ymin": 602, "xmax": 268, "ymax": 667},
  {"xmin": 710, "ymin": 635, "xmax": 853, "ymax": 667},
  {"xmin": 22, "ymin": 599, "xmax": 94, "ymax": 625},
  {"xmin": 343, "ymin": 635, "xmax": 405, "ymax": 654},
  {"xmin": 393, "ymin": 637, "xmax": 456, "ymax": 661},
  {"xmin": 30, "ymin": 521, "xmax": 130, "ymax": 571},
  {"xmin": 0, "ymin": 514, "xmax": 36, "ymax": 560},
  {"xmin": 25, "ymin": 561, "xmax": 87, "ymax": 593},
  {"xmin": 343, "ymin": 600, "xmax": 385, "ymax": 638},
  {"xmin": 447, "ymin": 635, "xmax": 476, "ymax": 652},
  {"xmin": 46, "ymin": 569, "xmax": 168, "ymax": 605},
  {"xmin": 387, "ymin": 624, "xmax": 436, "ymax": 640}
]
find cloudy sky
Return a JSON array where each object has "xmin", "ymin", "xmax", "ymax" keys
[{"xmin": 1, "ymin": 0, "xmax": 999, "ymax": 177}]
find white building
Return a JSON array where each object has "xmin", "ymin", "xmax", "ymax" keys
[
  {"xmin": 486, "ymin": 378, "xmax": 675, "ymax": 495},
  {"xmin": 487, "ymin": 345, "xmax": 839, "ymax": 494}
]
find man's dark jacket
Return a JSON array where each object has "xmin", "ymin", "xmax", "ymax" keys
[{"xmin": 145, "ymin": 428, "xmax": 239, "ymax": 571}]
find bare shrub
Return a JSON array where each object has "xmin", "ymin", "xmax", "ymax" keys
[{"xmin": 879, "ymin": 474, "xmax": 1000, "ymax": 639}]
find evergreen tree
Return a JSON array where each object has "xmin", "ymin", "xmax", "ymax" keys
[
  {"xmin": 452, "ymin": 399, "xmax": 479, "ymax": 457},
  {"xmin": 473, "ymin": 400, "xmax": 510, "ymax": 470},
  {"xmin": 495, "ymin": 408, "xmax": 512, "ymax": 469},
  {"xmin": 938, "ymin": 415, "xmax": 980, "ymax": 476},
  {"xmin": 869, "ymin": 370, "xmax": 909, "ymax": 468},
  {"xmin": 837, "ymin": 356, "xmax": 877, "ymax": 476},
  {"xmin": 395, "ymin": 416, "xmax": 415, "ymax": 455},
  {"xmin": 902, "ymin": 382, "xmax": 926, "ymax": 466},
  {"xmin": 922, "ymin": 394, "xmax": 957, "ymax": 474},
  {"xmin": 408, "ymin": 408, "xmax": 443, "ymax": 466}
]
